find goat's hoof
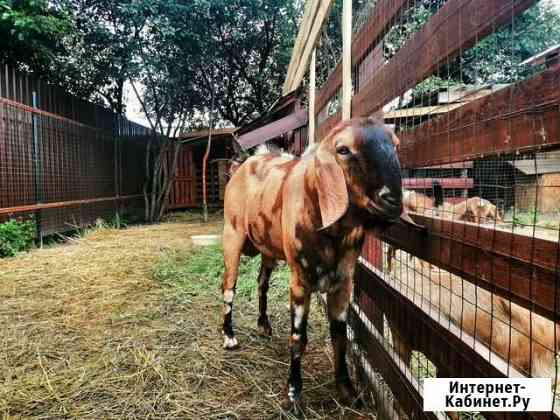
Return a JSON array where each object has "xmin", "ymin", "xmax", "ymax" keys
[
  {"xmin": 281, "ymin": 397, "xmax": 304, "ymax": 417},
  {"xmin": 257, "ymin": 319, "xmax": 273, "ymax": 337},
  {"xmin": 223, "ymin": 335, "xmax": 239, "ymax": 350},
  {"xmin": 336, "ymin": 381, "xmax": 362, "ymax": 407}
]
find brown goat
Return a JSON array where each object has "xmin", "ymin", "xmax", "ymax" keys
[
  {"xmin": 387, "ymin": 194, "xmax": 503, "ymax": 273},
  {"xmin": 439, "ymin": 196, "xmax": 503, "ymax": 223},
  {"xmin": 387, "ymin": 265, "xmax": 559, "ymax": 382},
  {"xmin": 221, "ymin": 118, "xmax": 416, "ymax": 412}
]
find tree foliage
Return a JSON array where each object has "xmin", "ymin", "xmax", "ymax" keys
[{"xmin": 0, "ymin": 0, "xmax": 70, "ymax": 73}]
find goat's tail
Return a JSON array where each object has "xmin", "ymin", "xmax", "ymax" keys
[
  {"xmin": 433, "ymin": 180, "xmax": 444, "ymax": 208},
  {"xmin": 228, "ymin": 138, "xmax": 250, "ymax": 179}
]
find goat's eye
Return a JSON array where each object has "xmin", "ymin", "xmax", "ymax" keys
[{"xmin": 337, "ymin": 146, "xmax": 351, "ymax": 155}]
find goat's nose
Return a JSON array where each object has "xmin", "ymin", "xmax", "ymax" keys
[{"xmin": 379, "ymin": 186, "xmax": 400, "ymax": 207}]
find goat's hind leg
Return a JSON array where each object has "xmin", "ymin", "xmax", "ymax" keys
[
  {"xmin": 257, "ymin": 256, "xmax": 276, "ymax": 336},
  {"xmin": 221, "ymin": 222, "xmax": 245, "ymax": 350}
]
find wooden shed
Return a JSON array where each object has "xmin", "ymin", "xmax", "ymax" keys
[
  {"xmin": 169, "ymin": 128, "xmax": 235, "ymax": 209},
  {"xmin": 510, "ymin": 151, "xmax": 560, "ymax": 214}
]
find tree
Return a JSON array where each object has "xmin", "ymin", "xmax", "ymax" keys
[
  {"xmin": 0, "ymin": 0, "xmax": 71, "ymax": 74},
  {"xmin": 382, "ymin": 1, "xmax": 560, "ymax": 103},
  {"xmin": 126, "ymin": 0, "xmax": 204, "ymax": 223},
  {"xmin": 178, "ymin": 0, "xmax": 300, "ymax": 127},
  {"xmin": 52, "ymin": 0, "xmax": 149, "ymax": 114}
]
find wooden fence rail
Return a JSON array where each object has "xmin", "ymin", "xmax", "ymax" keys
[{"xmin": 284, "ymin": 0, "xmax": 560, "ymax": 418}]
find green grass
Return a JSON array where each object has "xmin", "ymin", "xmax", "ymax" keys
[{"xmin": 153, "ymin": 244, "xmax": 291, "ymax": 300}]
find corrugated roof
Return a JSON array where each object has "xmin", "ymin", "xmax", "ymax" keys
[
  {"xmin": 177, "ymin": 127, "xmax": 236, "ymax": 140},
  {"xmin": 509, "ymin": 159, "xmax": 560, "ymax": 175}
]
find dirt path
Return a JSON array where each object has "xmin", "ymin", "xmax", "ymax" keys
[{"xmin": 0, "ymin": 214, "xmax": 373, "ymax": 419}]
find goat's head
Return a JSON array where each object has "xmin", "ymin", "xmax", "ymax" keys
[{"xmin": 314, "ymin": 117, "xmax": 412, "ymax": 230}]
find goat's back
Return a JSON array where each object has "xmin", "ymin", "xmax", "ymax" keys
[{"xmin": 224, "ymin": 152, "xmax": 299, "ymax": 259}]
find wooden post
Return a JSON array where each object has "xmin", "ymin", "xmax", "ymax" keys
[
  {"xmin": 342, "ymin": 0, "xmax": 352, "ymax": 120},
  {"xmin": 309, "ymin": 48, "xmax": 316, "ymax": 144}
]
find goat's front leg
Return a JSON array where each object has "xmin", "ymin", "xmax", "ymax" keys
[
  {"xmin": 284, "ymin": 277, "xmax": 311, "ymax": 413},
  {"xmin": 221, "ymin": 223, "xmax": 244, "ymax": 349},
  {"xmin": 327, "ymin": 277, "xmax": 359, "ymax": 404}
]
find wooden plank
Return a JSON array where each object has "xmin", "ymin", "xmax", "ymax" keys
[
  {"xmin": 402, "ymin": 177, "xmax": 473, "ymax": 189},
  {"xmin": 287, "ymin": 0, "xmax": 334, "ymax": 94},
  {"xmin": 420, "ymin": 161, "xmax": 473, "ymax": 170},
  {"xmin": 398, "ymin": 66, "xmax": 560, "ymax": 167},
  {"xmin": 353, "ymin": 264, "xmax": 556, "ymax": 420},
  {"xmin": 352, "ymin": 0, "xmax": 536, "ymax": 117},
  {"xmin": 316, "ymin": 0, "xmax": 410, "ymax": 115},
  {"xmin": 341, "ymin": 0, "xmax": 352, "ymax": 120},
  {"xmin": 316, "ymin": 111, "xmax": 341, "ymax": 141},
  {"xmin": 283, "ymin": 0, "xmax": 319, "ymax": 94},
  {"xmin": 380, "ymin": 214, "xmax": 560, "ymax": 320},
  {"xmin": 383, "ymin": 103, "xmax": 464, "ymax": 119},
  {"xmin": 237, "ymin": 109, "xmax": 308, "ymax": 149}
]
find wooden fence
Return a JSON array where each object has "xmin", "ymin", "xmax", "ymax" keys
[
  {"xmin": 0, "ymin": 64, "xmax": 149, "ymax": 239},
  {"xmin": 283, "ymin": 0, "xmax": 560, "ymax": 418}
]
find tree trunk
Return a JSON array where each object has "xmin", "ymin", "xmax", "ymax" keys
[
  {"xmin": 202, "ymin": 89, "xmax": 215, "ymax": 223},
  {"xmin": 143, "ymin": 138, "xmax": 152, "ymax": 222},
  {"xmin": 157, "ymin": 141, "xmax": 182, "ymax": 221}
]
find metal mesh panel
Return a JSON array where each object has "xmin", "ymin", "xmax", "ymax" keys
[{"xmin": 0, "ymin": 65, "xmax": 150, "ymax": 237}]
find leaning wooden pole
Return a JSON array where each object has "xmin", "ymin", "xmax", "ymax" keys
[
  {"xmin": 202, "ymin": 91, "xmax": 215, "ymax": 223},
  {"xmin": 308, "ymin": 48, "xmax": 316, "ymax": 144},
  {"xmin": 342, "ymin": 0, "xmax": 352, "ymax": 120}
]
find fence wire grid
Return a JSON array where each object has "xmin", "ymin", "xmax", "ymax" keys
[
  {"xmin": 287, "ymin": 0, "xmax": 560, "ymax": 418},
  {"xmin": 0, "ymin": 65, "xmax": 149, "ymax": 238}
]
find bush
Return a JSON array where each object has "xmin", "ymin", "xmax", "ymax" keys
[{"xmin": 0, "ymin": 219, "xmax": 36, "ymax": 257}]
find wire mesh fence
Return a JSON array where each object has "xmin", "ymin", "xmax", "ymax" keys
[
  {"xmin": 0, "ymin": 64, "xmax": 150, "ymax": 239},
  {"xmin": 298, "ymin": 0, "xmax": 560, "ymax": 418}
]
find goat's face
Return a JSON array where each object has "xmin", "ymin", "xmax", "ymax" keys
[{"xmin": 314, "ymin": 118, "xmax": 406, "ymax": 229}]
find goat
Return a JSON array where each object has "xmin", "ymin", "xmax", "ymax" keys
[
  {"xmin": 221, "ymin": 118, "xmax": 417, "ymax": 412},
  {"xmin": 439, "ymin": 196, "xmax": 503, "ymax": 223},
  {"xmin": 386, "ymin": 182, "xmax": 443, "ymax": 273},
  {"xmin": 387, "ymin": 267, "xmax": 559, "ymax": 383}
]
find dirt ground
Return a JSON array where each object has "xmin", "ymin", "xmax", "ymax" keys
[{"xmin": 0, "ymin": 213, "xmax": 374, "ymax": 419}]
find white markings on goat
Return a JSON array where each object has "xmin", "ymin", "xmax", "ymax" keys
[
  {"xmin": 288, "ymin": 385, "xmax": 297, "ymax": 401},
  {"xmin": 292, "ymin": 333, "xmax": 301, "ymax": 341},
  {"xmin": 254, "ymin": 144, "xmax": 271, "ymax": 155},
  {"xmin": 224, "ymin": 304, "xmax": 232, "ymax": 315},
  {"xmin": 223, "ymin": 289, "xmax": 234, "ymax": 303},
  {"xmin": 293, "ymin": 304, "xmax": 304, "ymax": 329},
  {"xmin": 336, "ymin": 310, "xmax": 348, "ymax": 322},
  {"xmin": 223, "ymin": 335, "xmax": 238, "ymax": 349},
  {"xmin": 378, "ymin": 186, "xmax": 391, "ymax": 198}
]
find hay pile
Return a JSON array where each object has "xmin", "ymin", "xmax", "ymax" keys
[{"xmin": 1, "ymin": 212, "xmax": 375, "ymax": 419}]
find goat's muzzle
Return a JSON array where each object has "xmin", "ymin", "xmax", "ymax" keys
[{"xmin": 367, "ymin": 187, "xmax": 403, "ymax": 222}]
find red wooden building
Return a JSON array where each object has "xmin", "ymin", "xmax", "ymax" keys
[{"xmin": 169, "ymin": 128, "xmax": 235, "ymax": 209}]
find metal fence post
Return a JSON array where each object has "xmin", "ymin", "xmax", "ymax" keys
[
  {"xmin": 31, "ymin": 91, "xmax": 43, "ymax": 246},
  {"xmin": 113, "ymin": 115, "xmax": 120, "ymax": 228}
]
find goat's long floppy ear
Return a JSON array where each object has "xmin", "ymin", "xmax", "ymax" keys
[{"xmin": 314, "ymin": 149, "xmax": 349, "ymax": 230}]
